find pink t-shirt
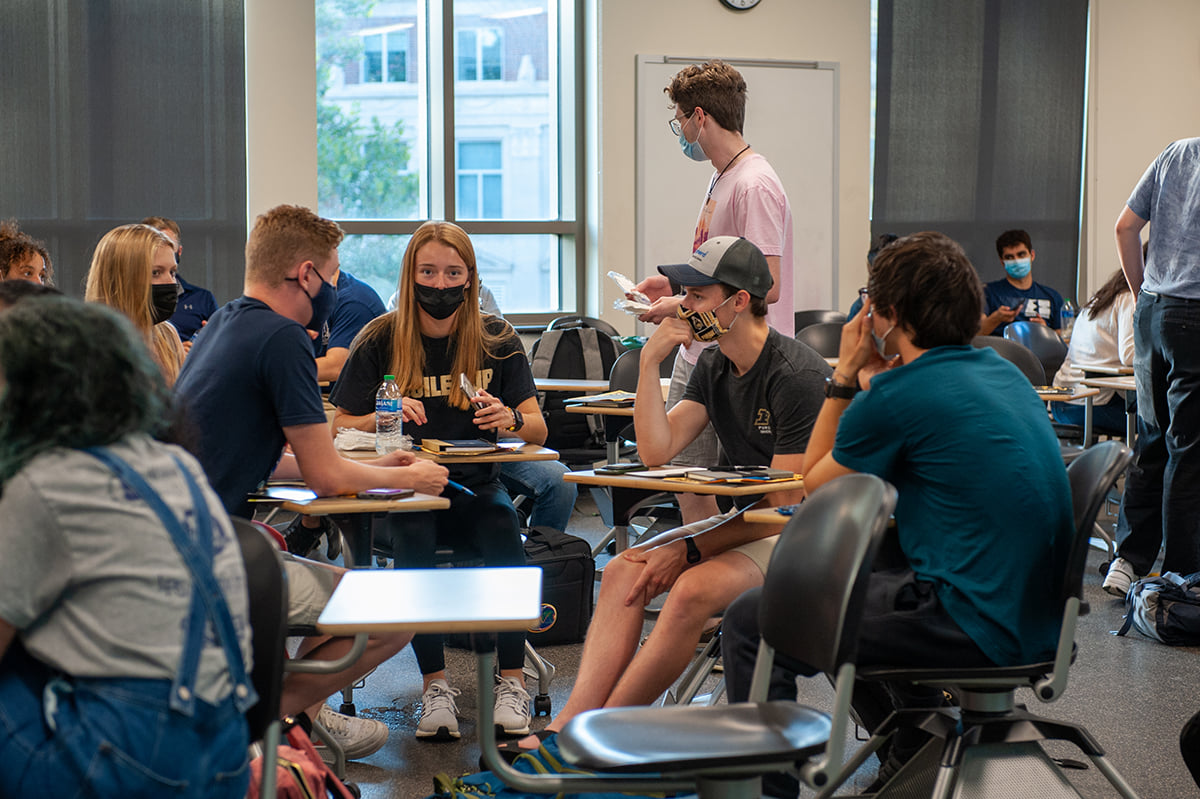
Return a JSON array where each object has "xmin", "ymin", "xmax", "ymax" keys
[{"xmin": 681, "ymin": 152, "xmax": 794, "ymax": 364}]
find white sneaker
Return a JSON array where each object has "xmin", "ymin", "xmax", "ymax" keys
[
  {"xmin": 314, "ymin": 704, "xmax": 388, "ymax": 760},
  {"xmin": 416, "ymin": 679, "xmax": 461, "ymax": 741},
  {"xmin": 494, "ymin": 676, "xmax": 532, "ymax": 736},
  {"xmin": 1103, "ymin": 557, "xmax": 1138, "ymax": 597}
]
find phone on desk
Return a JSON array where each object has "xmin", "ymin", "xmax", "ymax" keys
[
  {"xmin": 594, "ymin": 462, "xmax": 646, "ymax": 474},
  {"xmin": 460, "ymin": 373, "xmax": 487, "ymax": 408},
  {"xmin": 356, "ymin": 488, "xmax": 415, "ymax": 500}
]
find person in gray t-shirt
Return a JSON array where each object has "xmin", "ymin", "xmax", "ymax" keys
[{"xmin": 1104, "ymin": 138, "xmax": 1200, "ymax": 595}]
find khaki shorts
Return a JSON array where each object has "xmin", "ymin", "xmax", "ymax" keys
[
  {"xmin": 673, "ymin": 510, "xmax": 779, "ymax": 575},
  {"xmin": 281, "ymin": 552, "xmax": 339, "ymax": 627}
]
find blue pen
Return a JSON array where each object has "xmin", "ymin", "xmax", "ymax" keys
[{"xmin": 444, "ymin": 480, "xmax": 477, "ymax": 497}]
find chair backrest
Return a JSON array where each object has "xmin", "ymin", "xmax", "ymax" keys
[
  {"xmin": 971, "ymin": 335, "xmax": 1046, "ymax": 384},
  {"xmin": 547, "ymin": 314, "xmax": 621, "ymax": 340},
  {"xmin": 1004, "ymin": 321, "xmax": 1069, "ymax": 383},
  {"xmin": 1062, "ymin": 442, "xmax": 1134, "ymax": 605},
  {"xmin": 231, "ymin": 517, "xmax": 289, "ymax": 743},
  {"xmin": 795, "ymin": 321, "xmax": 843, "ymax": 358},
  {"xmin": 794, "ymin": 309, "xmax": 847, "ymax": 333},
  {"xmin": 759, "ymin": 474, "xmax": 897, "ymax": 675}
]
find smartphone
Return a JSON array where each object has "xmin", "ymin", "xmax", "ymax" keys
[
  {"xmin": 356, "ymin": 488, "xmax": 414, "ymax": 500},
  {"xmin": 459, "ymin": 373, "xmax": 486, "ymax": 408},
  {"xmin": 594, "ymin": 462, "xmax": 646, "ymax": 474}
]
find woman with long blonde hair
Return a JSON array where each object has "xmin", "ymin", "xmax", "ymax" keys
[
  {"xmin": 85, "ymin": 224, "xmax": 185, "ymax": 385},
  {"xmin": 331, "ymin": 221, "xmax": 547, "ymax": 743}
]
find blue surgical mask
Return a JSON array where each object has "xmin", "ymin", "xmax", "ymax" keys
[
  {"xmin": 1004, "ymin": 258, "xmax": 1032, "ymax": 279},
  {"xmin": 678, "ymin": 115, "xmax": 707, "ymax": 162}
]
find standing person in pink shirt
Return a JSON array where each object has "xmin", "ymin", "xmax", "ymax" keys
[{"xmin": 633, "ymin": 59, "xmax": 794, "ymax": 523}]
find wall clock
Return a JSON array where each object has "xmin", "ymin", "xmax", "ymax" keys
[{"xmin": 720, "ymin": 0, "xmax": 762, "ymax": 9}]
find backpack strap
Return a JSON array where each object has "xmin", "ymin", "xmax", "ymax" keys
[
  {"xmin": 529, "ymin": 329, "xmax": 563, "ymax": 379},
  {"xmin": 578, "ymin": 328, "xmax": 605, "ymax": 380}
]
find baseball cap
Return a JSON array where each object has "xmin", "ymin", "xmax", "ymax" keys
[{"xmin": 657, "ymin": 236, "xmax": 774, "ymax": 299}]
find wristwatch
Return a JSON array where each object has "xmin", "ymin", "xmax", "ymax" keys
[
  {"xmin": 824, "ymin": 375, "xmax": 859, "ymax": 400},
  {"xmin": 505, "ymin": 407, "xmax": 525, "ymax": 432},
  {"xmin": 683, "ymin": 535, "xmax": 702, "ymax": 564}
]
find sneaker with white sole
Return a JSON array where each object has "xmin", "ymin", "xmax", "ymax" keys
[
  {"xmin": 314, "ymin": 704, "xmax": 388, "ymax": 760},
  {"xmin": 494, "ymin": 676, "xmax": 532, "ymax": 736},
  {"xmin": 1103, "ymin": 557, "xmax": 1138, "ymax": 597},
  {"xmin": 416, "ymin": 679, "xmax": 461, "ymax": 741}
]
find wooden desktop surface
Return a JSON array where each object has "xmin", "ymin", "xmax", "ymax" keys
[
  {"xmin": 280, "ymin": 492, "xmax": 449, "ymax": 516},
  {"xmin": 565, "ymin": 469, "xmax": 803, "ymax": 497},
  {"xmin": 1037, "ymin": 386, "xmax": 1100, "ymax": 402},
  {"xmin": 1082, "ymin": 376, "xmax": 1136, "ymax": 392},
  {"xmin": 317, "ymin": 567, "xmax": 542, "ymax": 634},
  {"xmin": 336, "ymin": 442, "xmax": 559, "ymax": 463}
]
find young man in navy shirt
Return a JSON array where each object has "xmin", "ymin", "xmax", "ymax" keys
[{"xmin": 979, "ymin": 228, "xmax": 1065, "ymax": 336}]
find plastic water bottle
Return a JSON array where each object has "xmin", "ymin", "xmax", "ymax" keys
[
  {"xmin": 1060, "ymin": 299, "xmax": 1076, "ymax": 344},
  {"xmin": 375, "ymin": 375, "xmax": 404, "ymax": 454}
]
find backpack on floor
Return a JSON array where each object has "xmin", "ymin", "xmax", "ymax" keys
[
  {"xmin": 1117, "ymin": 571, "xmax": 1200, "ymax": 646},
  {"xmin": 529, "ymin": 327, "xmax": 625, "ymax": 452},
  {"xmin": 522, "ymin": 526, "xmax": 595, "ymax": 646}
]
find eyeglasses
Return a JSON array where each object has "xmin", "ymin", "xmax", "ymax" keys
[
  {"xmin": 858, "ymin": 287, "xmax": 869, "ymax": 301},
  {"xmin": 668, "ymin": 110, "xmax": 695, "ymax": 137}
]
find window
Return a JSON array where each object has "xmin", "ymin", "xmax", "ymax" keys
[
  {"xmin": 316, "ymin": 0, "xmax": 580, "ymax": 318},
  {"xmin": 457, "ymin": 141, "xmax": 503, "ymax": 219},
  {"xmin": 456, "ymin": 28, "xmax": 503, "ymax": 82}
]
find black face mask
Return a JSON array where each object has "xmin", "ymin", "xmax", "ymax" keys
[
  {"xmin": 150, "ymin": 282, "xmax": 180, "ymax": 325},
  {"xmin": 415, "ymin": 284, "xmax": 467, "ymax": 320}
]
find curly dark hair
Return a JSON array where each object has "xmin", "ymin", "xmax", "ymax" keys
[
  {"xmin": 0, "ymin": 220, "xmax": 54, "ymax": 285},
  {"xmin": 665, "ymin": 60, "xmax": 748, "ymax": 134},
  {"xmin": 0, "ymin": 296, "xmax": 173, "ymax": 486}
]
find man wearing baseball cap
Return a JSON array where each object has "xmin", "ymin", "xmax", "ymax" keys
[{"xmin": 507, "ymin": 236, "xmax": 829, "ymax": 751}]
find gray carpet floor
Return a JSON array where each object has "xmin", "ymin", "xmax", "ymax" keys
[{"xmin": 293, "ymin": 491, "xmax": 1200, "ymax": 799}]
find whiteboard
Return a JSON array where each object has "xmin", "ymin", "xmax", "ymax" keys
[{"xmin": 635, "ymin": 55, "xmax": 838, "ymax": 319}]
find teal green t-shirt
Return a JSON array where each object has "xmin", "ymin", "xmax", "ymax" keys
[{"xmin": 833, "ymin": 345, "xmax": 1072, "ymax": 665}]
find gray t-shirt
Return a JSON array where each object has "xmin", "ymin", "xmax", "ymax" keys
[
  {"xmin": 1127, "ymin": 137, "xmax": 1200, "ymax": 298},
  {"xmin": 684, "ymin": 327, "xmax": 830, "ymax": 474},
  {"xmin": 0, "ymin": 435, "xmax": 252, "ymax": 704}
]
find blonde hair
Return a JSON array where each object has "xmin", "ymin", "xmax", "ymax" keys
[
  {"xmin": 355, "ymin": 221, "xmax": 513, "ymax": 410},
  {"xmin": 84, "ymin": 223, "xmax": 184, "ymax": 384},
  {"xmin": 245, "ymin": 205, "xmax": 344, "ymax": 287}
]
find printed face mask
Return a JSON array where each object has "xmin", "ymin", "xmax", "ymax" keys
[
  {"xmin": 676, "ymin": 293, "xmax": 735, "ymax": 342},
  {"xmin": 415, "ymin": 283, "xmax": 467, "ymax": 320}
]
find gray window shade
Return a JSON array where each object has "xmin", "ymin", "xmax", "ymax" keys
[
  {"xmin": 873, "ymin": 0, "xmax": 1088, "ymax": 298},
  {"xmin": 0, "ymin": 1, "xmax": 246, "ymax": 301}
]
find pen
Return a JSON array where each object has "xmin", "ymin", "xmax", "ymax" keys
[{"xmin": 444, "ymin": 480, "xmax": 477, "ymax": 497}]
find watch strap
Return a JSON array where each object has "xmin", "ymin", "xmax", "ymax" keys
[{"xmin": 684, "ymin": 535, "xmax": 702, "ymax": 564}]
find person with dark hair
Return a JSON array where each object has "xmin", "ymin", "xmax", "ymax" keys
[
  {"xmin": 331, "ymin": 221, "xmax": 546, "ymax": 742},
  {"xmin": 176, "ymin": 204, "xmax": 447, "ymax": 760},
  {"xmin": 847, "ymin": 232, "xmax": 900, "ymax": 320},
  {"xmin": 0, "ymin": 297, "xmax": 252, "ymax": 797},
  {"xmin": 721, "ymin": 231, "xmax": 1072, "ymax": 795},
  {"xmin": 630, "ymin": 59, "xmax": 795, "ymax": 525},
  {"xmin": 1104, "ymin": 137, "xmax": 1200, "ymax": 597},
  {"xmin": 0, "ymin": 220, "xmax": 53, "ymax": 286},
  {"xmin": 0, "ymin": 279, "xmax": 59, "ymax": 309},
  {"xmin": 142, "ymin": 216, "xmax": 219, "ymax": 344},
  {"xmin": 979, "ymin": 228, "xmax": 1066, "ymax": 335},
  {"xmin": 1050, "ymin": 268, "xmax": 1134, "ymax": 432},
  {"xmin": 505, "ymin": 236, "xmax": 827, "ymax": 757}
]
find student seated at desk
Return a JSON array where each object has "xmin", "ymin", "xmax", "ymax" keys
[
  {"xmin": 175, "ymin": 204, "xmax": 449, "ymax": 761},
  {"xmin": 0, "ymin": 297, "xmax": 252, "ymax": 798},
  {"xmin": 721, "ymin": 232, "xmax": 1072, "ymax": 796},
  {"xmin": 1050, "ymin": 268, "xmax": 1135, "ymax": 433},
  {"xmin": 331, "ymin": 221, "xmax": 546, "ymax": 743},
  {"xmin": 979, "ymin": 228, "xmax": 1066, "ymax": 336},
  {"xmin": 507, "ymin": 236, "xmax": 828, "ymax": 754}
]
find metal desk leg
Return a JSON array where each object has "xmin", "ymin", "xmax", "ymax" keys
[{"xmin": 1083, "ymin": 394, "xmax": 1093, "ymax": 447}]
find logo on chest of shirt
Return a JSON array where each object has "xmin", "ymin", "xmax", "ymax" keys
[
  {"xmin": 754, "ymin": 408, "xmax": 772, "ymax": 435},
  {"xmin": 1014, "ymin": 298, "xmax": 1053, "ymax": 320},
  {"xmin": 414, "ymin": 368, "xmax": 495, "ymax": 399}
]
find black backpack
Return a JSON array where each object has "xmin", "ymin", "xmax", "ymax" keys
[
  {"xmin": 528, "ymin": 326, "xmax": 625, "ymax": 452},
  {"xmin": 1117, "ymin": 571, "xmax": 1200, "ymax": 646}
]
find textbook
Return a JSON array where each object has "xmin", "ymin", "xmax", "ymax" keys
[
  {"xmin": 670, "ymin": 467, "xmax": 800, "ymax": 484},
  {"xmin": 419, "ymin": 438, "xmax": 502, "ymax": 455},
  {"xmin": 563, "ymin": 389, "xmax": 636, "ymax": 407},
  {"xmin": 1034, "ymin": 385, "xmax": 1074, "ymax": 397}
]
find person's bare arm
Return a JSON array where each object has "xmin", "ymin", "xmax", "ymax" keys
[
  {"xmin": 632, "ymin": 319, "xmax": 708, "ymax": 464},
  {"xmin": 764, "ymin": 255, "xmax": 782, "ymax": 305},
  {"xmin": 315, "ymin": 347, "xmax": 350, "ymax": 382},
  {"xmin": 284, "ymin": 422, "xmax": 448, "ymax": 496},
  {"xmin": 1116, "ymin": 205, "xmax": 1149, "ymax": 295},
  {"xmin": 979, "ymin": 306, "xmax": 1019, "ymax": 336}
]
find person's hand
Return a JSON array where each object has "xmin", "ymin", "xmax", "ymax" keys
[
  {"xmin": 986, "ymin": 305, "xmax": 1021, "ymax": 328},
  {"xmin": 620, "ymin": 539, "xmax": 689, "ymax": 606},
  {"xmin": 642, "ymin": 316, "xmax": 693, "ymax": 365},
  {"xmin": 835, "ymin": 300, "xmax": 879, "ymax": 377},
  {"xmin": 181, "ymin": 339, "xmax": 193, "ymax": 354},
  {"xmin": 637, "ymin": 295, "xmax": 685, "ymax": 325},
  {"xmin": 401, "ymin": 397, "xmax": 427, "ymax": 425},
  {"xmin": 470, "ymin": 389, "xmax": 515, "ymax": 431},
  {"xmin": 402, "ymin": 459, "xmax": 449, "ymax": 495},
  {"xmin": 372, "ymin": 449, "xmax": 418, "ymax": 467},
  {"xmin": 1029, "ymin": 315, "xmax": 1048, "ymax": 326},
  {"xmin": 634, "ymin": 275, "xmax": 674, "ymax": 303}
]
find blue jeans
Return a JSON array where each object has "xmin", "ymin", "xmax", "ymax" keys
[
  {"xmin": 499, "ymin": 459, "xmax": 576, "ymax": 533},
  {"xmin": 1050, "ymin": 396, "xmax": 1130, "ymax": 435},
  {"xmin": 1119, "ymin": 291, "xmax": 1200, "ymax": 575},
  {"xmin": 0, "ymin": 645, "xmax": 249, "ymax": 798}
]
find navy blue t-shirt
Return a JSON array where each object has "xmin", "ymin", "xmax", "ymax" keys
[
  {"xmin": 175, "ymin": 296, "xmax": 327, "ymax": 516},
  {"xmin": 169, "ymin": 274, "xmax": 218, "ymax": 341},
  {"xmin": 312, "ymin": 270, "xmax": 386, "ymax": 357},
  {"xmin": 982, "ymin": 278, "xmax": 1065, "ymax": 336}
]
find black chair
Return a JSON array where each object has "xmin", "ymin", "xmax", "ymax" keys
[
  {"xmin": 478, "ymin": 473, "xmax": 899, "ymax": 799},
  {"xmin": 232, "ymin": 517, "xmax": 289, "ymax": 799},
  {"xmin": 971, "ymin": 334, "xmax": 1046, "ymax": 384},
  {"xmin": 817, "ymin": 441, "xmax": 1138, "ymax": 799},
  {"xmin": 547, "ymin": 314, "xmax": 621, "ymax": 340},
  {"xmin": 1004, "ymin": 321, "xmax": 1069, "ymax": 385},
  {"xmin": 795, "ymin": 309, "xmax": 847, "ymax": 333},
  {"xmin": 795, "ymin": 321, "xmax": 843, "ymax": 358}
]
